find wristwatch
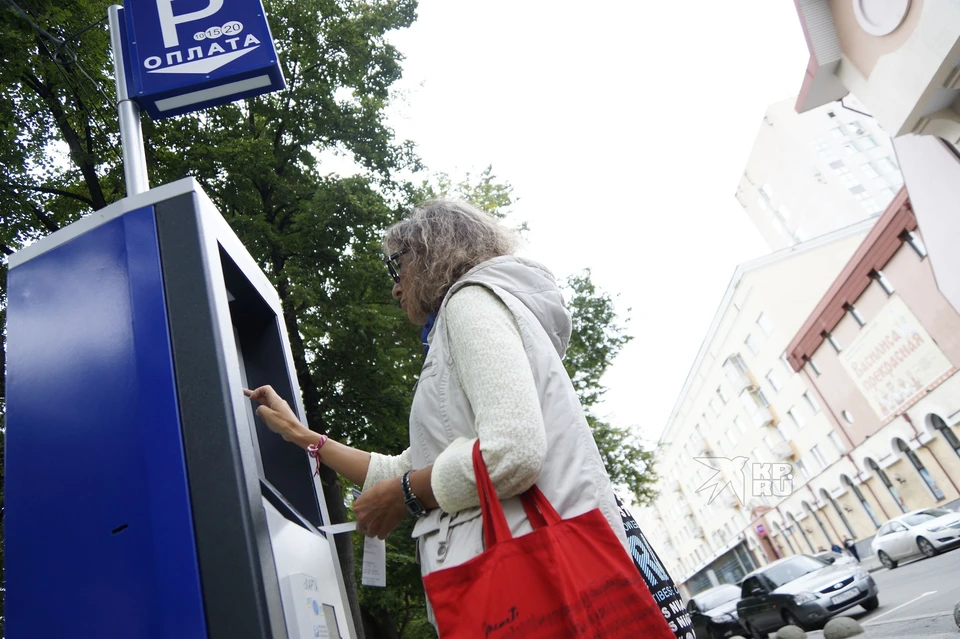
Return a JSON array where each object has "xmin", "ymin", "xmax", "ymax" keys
[{"xmin": 402, "ymin": 470, "xmax": 427, "ymax": 519}]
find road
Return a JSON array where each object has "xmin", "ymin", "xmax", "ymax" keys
[{"xmin": 802, "ymin": 544, "xmax": 960, "ymax": 638}]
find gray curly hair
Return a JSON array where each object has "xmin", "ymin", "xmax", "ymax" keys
[{"xmin": 383, "ymin": 200, "xmax": 518, "ymax": 319}]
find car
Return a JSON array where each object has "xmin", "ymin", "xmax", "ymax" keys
[
  {"xmin": 736, "ymin": 554, "xmax": 878, "ymax": 638},
  {"xmin": 813, "ymin": 550, "xmax": 857, "ymax": 567},
  {"xmin": 687, "ymin": 583, "xmax": 743, "ymax": 639},
  {"xmin": 871, "ymin": 507, "xmax": 960, "ymax": 569}
]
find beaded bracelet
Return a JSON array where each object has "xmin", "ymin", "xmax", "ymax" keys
[{"xmin": 306, "ymin": 434, "xmax": 329, "ymax": 477}]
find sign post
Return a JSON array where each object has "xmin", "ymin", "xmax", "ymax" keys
[{"xmin": 108, "ymin": 4, "xmax": 149, "ymax": 196}]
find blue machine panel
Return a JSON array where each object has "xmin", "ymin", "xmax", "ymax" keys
[
  {"xmin": 5, "ymin": 207, "xmax": 208, "ymax": 638},
  {"xmin": 122, "ymin": 0, "xmax": 285, "ymax": 119}
]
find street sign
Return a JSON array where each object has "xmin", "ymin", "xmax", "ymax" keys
[{"xmin": 121, "ymin": 0, "xmax": 285, "ymax": 119}]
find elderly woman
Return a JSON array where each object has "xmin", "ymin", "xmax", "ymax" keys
[{"xmin": 246, "ymin": 200, "xmax": 628, "ymax": 623}]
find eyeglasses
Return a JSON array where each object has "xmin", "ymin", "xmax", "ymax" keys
[{"xmin": 385, "ymin": 247, "xmax": 410, "ymax": 283}]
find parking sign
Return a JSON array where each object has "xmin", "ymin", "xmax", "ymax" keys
[{"xmin": 122, "ymin": 0, "xmax": 285, "ymax": 119}]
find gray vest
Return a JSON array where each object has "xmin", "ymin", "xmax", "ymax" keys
[{"xmin": 409, "ymin": 257, "xmax": 628, "ymax": 578}]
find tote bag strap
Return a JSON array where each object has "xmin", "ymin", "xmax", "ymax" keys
[
  {"xmin": 519, "ymin": 486, "xmax": 562, "ymax": 529},
  {"xmin": 472, "ymin": 441, "xmax": 512, "ymax": 548},
  {"xmin": 472, "ymin": 441, "xmax": 567, "ymax": 543}
]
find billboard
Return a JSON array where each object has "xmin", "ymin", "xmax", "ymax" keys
[
  {"xmin": 122, "ymin": 0, "xmax": 285, "ymax": 119},
  {"xmin": 839, "ymin": 296, "xmax": 954, "ymax": 422}
]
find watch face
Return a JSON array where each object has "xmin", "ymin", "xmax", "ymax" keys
[{"xmin": 405, "ymin": 498, "xmax": 427, "ymax": 518}]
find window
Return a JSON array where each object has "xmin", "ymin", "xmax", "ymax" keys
[
  {"xmin": 777, "ymin": 204, "xmax": 792, "ymax": 221},
  {"xmin": 861, "ymin": 163, "xmax": 879, "ymax": 179},
  {"xmin": 849, "ymin": 184, "xmax": 866, "ymax": 194},
  {"xmin": 823, "ymin": 332, "xmax": 841, "ymax": 353},
  {"xmin": 757, "ymin": 313, "xmax": 774, "ymax": 336},
  {"xmin": 842, "ymin": 143, "xmax": 858, "ymax": 155},
  {"xmin": 734, "ymin": 416, "xmax": 747, "ymax": 434},
  {"xmin": 795, "ymin": 227, "xmax": 808, "ymax": 242},
  {"xmin": 780, "ymin": 352, "xmax": 794, "ymax": 375},
  {"xmin": 726, "ymin": 428, "xmax": 738, "ymax": 446},
  {"xmin": 803, "ymin": 391, "xmax": 820, "ymax": 414},
  {"xmin": 829, "ymin": 431, "xmax": 845, "ymax": 455},
  {"xmin": 811, "ymin": 444, "xmax": 828, "ymax": 470},
  {"xmin": 709, "ymin": 398, "xmax": 721, "ymax": 417},
  {"xmin": 874, "ymin": 157, "xmax": 898, "ymax": 174},
  {"xmin": 871, "ymin": 269, "xmax": 895, "ymax": 295},
  {"xmin": 842, "ymin": 410, "xmax": 855, "ymax": 424},
  {"xmin": 717, "ymin": 386, "xmax": 729, "ymax": 404},
  {"xmin": 745, "ymin": 333, "xmax": 761, "ymax": 356},
  {"xmin": 787, "ymin": 407, "xmax": 806, "ymax": 429},
  {"xmin": 765, "ymin": 369, "xmax": 782, "ymax": 393},
  {"xmin": 901, "ymin": 231, "xmax": 927, "ymax": 258},
  {"xmin": 795, "ymin": 458, "xmax": 811, "ymax": 480},
  {"xmin": 855, "ymin": 190, "xmax": 879, "ymax": 214},
  {"xmin": 854, "ymin": 136, "xmax": 878, "ymax": 151},
  {"xmin": 844, "ymin": 303, "xmax": 866, "ymax": 326},
  {"xmin": 834, "ymin": 165, "xmax": 859, "ymax": 188},
  {"xmin": 830, "ymin": 127, "xmax": 844, "ymax": 139}
]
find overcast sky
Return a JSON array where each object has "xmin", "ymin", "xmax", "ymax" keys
[{"xmin": 383, "ymin": 1, "xmax": 812, "ymax": 443}]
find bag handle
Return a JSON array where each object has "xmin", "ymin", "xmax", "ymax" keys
[
  {"xmin": 472, "ymin": 441, "xmax": 512, "ymax": 548},
  {"xmin": 472, "ymin": 441, "xmax": 564, "ymax": 545}
]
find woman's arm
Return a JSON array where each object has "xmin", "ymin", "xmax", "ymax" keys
[
  {"xmin": 430, "ymin": 285, "xmax": 547, "ymax": 513},
  {"xmin": 244, "ymin": 386, "xmax": 373, "ymax": 486}
]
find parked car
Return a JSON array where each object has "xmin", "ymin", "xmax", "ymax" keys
[
  {"xmin": 736, "ymin": 554, "xmax": 878, "ymax": 638},
  {"xmin": 687, "ymin": 583, "xmax": 743, "ymax": 639},
  {"xmin": 871, "ymin": 507, "xmax": 960, "ymax": 569},
  {"xmin": 813, "ymin": 550, "xmax": 857, "ymax": 566}
]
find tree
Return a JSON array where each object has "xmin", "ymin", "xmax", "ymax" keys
[{"xmin": 1, "ymin": 0, "xmax": 420, "ymax": 634}]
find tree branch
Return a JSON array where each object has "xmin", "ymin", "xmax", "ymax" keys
[{"xmin": 2, "ymin": 181, "xmax": 95, "ymax": 208}]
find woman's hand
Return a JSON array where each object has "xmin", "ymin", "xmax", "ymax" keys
[
  {"xmin": 353, "ymin": 477, "xmax": 407, "ymax": 540},
  {"xmin": 244, "ymin": 385, "xmax": 306, "ymax": 442}
]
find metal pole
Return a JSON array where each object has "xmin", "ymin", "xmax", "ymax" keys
[{"xmin": 108, "ymin": 5, "xmax": 149, "ymax": 196}]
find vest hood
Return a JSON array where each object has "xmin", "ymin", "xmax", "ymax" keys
[{"xmin": 449, "ymin": 256, "xmax": 572, "ymax": 359}]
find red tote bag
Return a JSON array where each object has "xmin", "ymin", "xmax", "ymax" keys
[{"xmin": 422, "ymin": 441, "xmax": 676, "ymax": 638}]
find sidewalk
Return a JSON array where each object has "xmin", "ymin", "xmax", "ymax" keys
[{"xmin": 802, "ymin": 612, "xmax": 958, "ymax": 639}]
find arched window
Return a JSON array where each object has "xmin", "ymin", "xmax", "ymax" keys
[
  {"xmin": 773, "ymin": 520, "xmax": 796, "ymax": 555},
  {"xmin": 841, "ymin": 473, "xmax": 880, "ymax": 528},
  {"xmin": 894, "ymin": 437, "xmax": 946, "ymax": 501},
  {"xmin": 930, "ymin": 414, "xmax": 960, "ymax": 459},
  {"xmin": 803, "ymin": 500, "xmax": 834, "ymax": 549},
  {"xmin": 821, "ymin": 487, "xmax": 856, "ymax": 539},
  {"xmin": 787, "ymin": 511, "xmax": 814, "ymax": 553},
  {"xmin": 866, "ymin": 457, "xmax": 907, "ymax": 513}
]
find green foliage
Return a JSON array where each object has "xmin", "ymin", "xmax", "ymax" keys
[{"xmin": 0, "ymin": 1, "xmax": 656, "ymax": 636}]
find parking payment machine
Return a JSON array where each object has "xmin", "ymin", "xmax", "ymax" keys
[{"xmin": 5, "ymin": 178, "xmax": 357, "ymax": 638}]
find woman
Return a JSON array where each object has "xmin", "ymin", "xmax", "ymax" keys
[{"xmin": 246, "ymin": 199, "xmax": 629, "ymax": 625}]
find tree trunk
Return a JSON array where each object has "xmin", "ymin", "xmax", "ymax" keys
[{"xmin": 281, "ymin": 304, "xmax": 366, "ymax": 639}]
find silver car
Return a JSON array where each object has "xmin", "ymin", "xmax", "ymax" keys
[
  {"xmin": 871, "ymin": 507, "xmax": 960, "ymax": 569},
  {"xmin": 736, "ymin": 555, "xmax": 878, "ymax": 637}
]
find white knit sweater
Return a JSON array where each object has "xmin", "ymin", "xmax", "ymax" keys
[{"xmin": 362, "ymin": 285, "xmax": 547, "ymax": 513}]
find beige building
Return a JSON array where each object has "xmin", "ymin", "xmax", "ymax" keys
[
  {"xmin": 736, "ymin": 97, "xmax": 901, "ymax": 251},
  {"xmin": 638, "ymin": 219, "xmax": 872, "ymax": 595},
  {"xmin": 781, "ymin": 191, "xmax": 960, "ymax": 561},
  {"xmin": 791, "ymin": 0, "xmax": 960, "ymax": 316}
]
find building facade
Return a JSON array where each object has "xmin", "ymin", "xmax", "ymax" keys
[
  {"xmin": 737, "ymin": 97, "xmax": 902, "ymax": 251},
  {"xmin": 791, "ymin": 0, "xmax": 960, "ymax": 315},
  {"xmin": 783, "ymin": 190, "xmax": 960, "ymax": 561},
  {"xmin": 638, "ymin": 221, "xmax": 873, "ymax": 597}
]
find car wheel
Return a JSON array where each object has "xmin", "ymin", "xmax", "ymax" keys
[
  {"xmin": 878, "ymin": 550, "xmax": 897, "ymax": 569},
  {"xmin": 862, "ymin": 595, "xmax": 880, "ymax": 611},
  {"xmin": 917, "ymin": 537, "xmax": 937, "ymax": 558},
  {"xmin": 782, "ymin": 610, "xmax": 807, "ymax": 631}
]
